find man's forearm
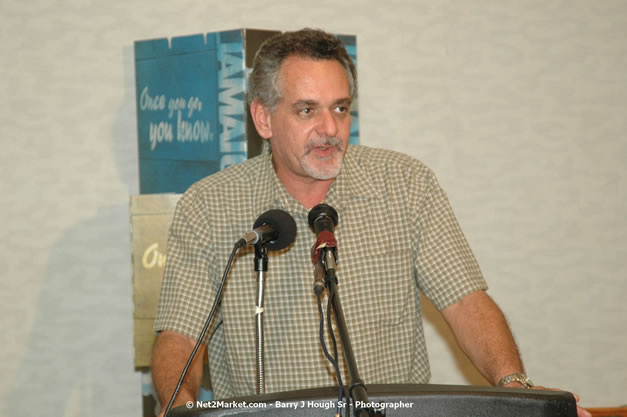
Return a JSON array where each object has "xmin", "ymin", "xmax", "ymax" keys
[
  {"xmin": 152, "ymin": 330, "xmax": 205, "ymax": 410},
  {"xmin": 441, "ymin": 290, "xmax": 524, "ymax": 386}
]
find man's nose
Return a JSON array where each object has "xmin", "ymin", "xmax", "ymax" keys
[{"xmin": 315, "ymin": 109, "xmax": 339, "ymax": 138}]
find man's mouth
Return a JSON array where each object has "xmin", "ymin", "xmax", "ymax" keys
[
  {"xmin": 305, "ymin": 137, "xmax": 344, "ymax": 157},
  {"xmin": 312, "ymin": 145, "xmax": 334, "ymax": 156}
]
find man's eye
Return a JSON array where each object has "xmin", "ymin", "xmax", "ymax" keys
[
  {"xmin": 336, "ymin": 106, "xmax": 348, "ymax": 113},
  {"xmin": 299, "ymin": 108, "xmax": 313, "ymax": 116}
]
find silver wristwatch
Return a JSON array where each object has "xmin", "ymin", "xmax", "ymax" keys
[{"xmin": 497, "ymin": 372, "xmax": 534, "ymax": 388}]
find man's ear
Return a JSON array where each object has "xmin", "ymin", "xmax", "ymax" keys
[{"xmin": 250, "ymin": 100, "xmax": 272, "ymax": 139}]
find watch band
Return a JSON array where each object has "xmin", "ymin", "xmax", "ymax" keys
[{"xmin": 497, "ymin": 372, "xmax": 534, "ymax": 388}]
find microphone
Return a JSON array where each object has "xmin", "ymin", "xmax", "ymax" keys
[
  {"xmin": 308, "ymin": 204, "xmax": 339, "ymax": 295},
  {"xmin": 308, "ymin": 203, "xmax": 338, "ymax": 263},
  {"xmin": 238, "ymin": 209, "xmax": 297, "ymax": 251}
]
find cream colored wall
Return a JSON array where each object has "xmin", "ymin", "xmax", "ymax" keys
[{"xmin": 1, "ymin": 0, "xmax": 625, "ymax": 415}]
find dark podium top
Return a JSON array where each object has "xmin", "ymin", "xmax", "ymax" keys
[{"xmin": 169, "ymin": 383, "xmax": 577, "ymax": 417}]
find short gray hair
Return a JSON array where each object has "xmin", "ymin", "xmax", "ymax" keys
[{"xmin": 247, "ymin": 28, "xmax": 357, "ymax": 111}]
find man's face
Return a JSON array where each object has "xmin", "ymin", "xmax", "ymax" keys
[{"xmin": 260, "ymin": 56, "xmax": 352, "ymax": 182}]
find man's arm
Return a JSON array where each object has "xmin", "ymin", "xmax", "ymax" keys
[
  {"xmin": 441, "ymin": 290, "xmax": 591, "ymax": 417},
  {"xmin": 440, "ymin": 289, "xmax": 525, "ymax": 386},
  {"xmin": 152, "ymin": 330, "xmax": 206, "ymax": 415}
]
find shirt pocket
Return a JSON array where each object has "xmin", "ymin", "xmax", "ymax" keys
[{"xmin": 339, "ymin": 248, "xmax": 415, "ymax": 329}]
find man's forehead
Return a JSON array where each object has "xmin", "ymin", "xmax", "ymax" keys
[{"xmin": 277, "ymin": 56, "xmax": 351, "ymax": 97}]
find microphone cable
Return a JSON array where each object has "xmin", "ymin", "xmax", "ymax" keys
[
  {"xmin": 163, "ymin": 241, "xmax": 242, "ymax": 417},
  {"xmin": 316, "ymin": 291, "xmax": 348, "ymax": 417}
]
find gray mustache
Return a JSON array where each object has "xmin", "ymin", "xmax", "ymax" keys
[{"xmin": 304, "ymin": 137, "xmax": 344, "ymax": 154}]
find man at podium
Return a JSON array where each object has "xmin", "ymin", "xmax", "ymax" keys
[{"xmin": 150, "ymin": 28, "xmax": 589, "ymax": 417}]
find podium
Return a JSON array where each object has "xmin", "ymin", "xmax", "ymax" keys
[{"xmin": 169, "ymin": 384, "xmax": 577, "ymax": 416}]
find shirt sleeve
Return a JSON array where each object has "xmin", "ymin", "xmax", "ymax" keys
[
  {"xmin": 412, "ymin": 169, "xmax": 488, "ymax": 311},
  {"xmin": 153, "ymin": 186, "xmax": 217, "ymax": 343}
]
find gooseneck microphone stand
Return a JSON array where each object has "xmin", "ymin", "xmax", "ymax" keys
[
  {"xmin": 309, "ymin": 204, "xmax": 385, "ymax": 417},
  {"xmin": 254, "ymin": 243, "xmax": 268, "ymax": 394},
  {"xmin": 248, "ymin": 209, "xmax": 297, "ymax": 395}
]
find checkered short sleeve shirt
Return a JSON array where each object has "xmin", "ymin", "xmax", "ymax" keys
[{"xmin": 154, "ymin": 144, "xmax": 487, "ymax": 399}]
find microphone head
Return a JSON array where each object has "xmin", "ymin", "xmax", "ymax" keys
[
  {"xmin": 253, "ymin": 209, "xmax": 297, "ymax": 251},
  {"xmin": 308, "ymin": 203, "xmax": 338, "ymax": 230}
]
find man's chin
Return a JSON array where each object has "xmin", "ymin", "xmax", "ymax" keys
[
  {"xmin": 302, "ymin": 162, "xmax": 342, "ymax": 181},
  {"xmin": 301, "ymin": 152, "xmax": 345, "ymax": 180},
  {"xmin": 311, "ymin": 173, "xmax": 339, "ymax": 181}
]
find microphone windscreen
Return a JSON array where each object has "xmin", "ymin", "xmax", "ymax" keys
[
  {"xmin": 253, "ymin": 209, "xmax": 297, "ymax": 251},
  {"xmin": 308, "ymin": 203, "xmax": 338, "ymax": 230}
]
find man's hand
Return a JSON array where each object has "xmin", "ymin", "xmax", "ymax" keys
[
  {"xmin": 529, "ymin": 386, "xmax": 592, "ymax": 417},
  {"xmin": 505, "ymin": 382, "xmax": 591, "ymax": 417},
  {"xmin": 503, "ymin": 381, "xmax": 591, "ymax": 417}
]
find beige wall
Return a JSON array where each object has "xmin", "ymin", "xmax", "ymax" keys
[{"xmin": 1, "ymin": 0, "xmax": 625, "ymax": 415}]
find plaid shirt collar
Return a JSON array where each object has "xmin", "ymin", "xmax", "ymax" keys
[{"xmin": 251, "ymin": 143, "xmax": 383, "ymax": 218}]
